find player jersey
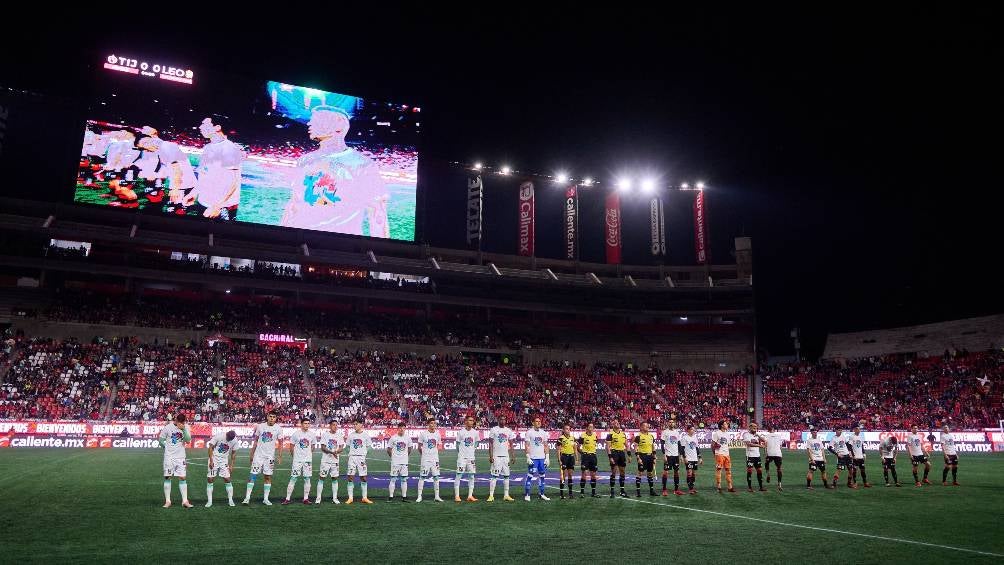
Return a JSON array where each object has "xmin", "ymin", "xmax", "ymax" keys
[
  {"xmin": 157, "ymin": 141, "xmax": 197, "ymax": 188},
  {"xmin": 284, "ymin": 145, "xmax": 388, "ymax": 236},
  {"xmin": 207, "ymin": 432, "xmax": 237, "ymax": 462},
  {"xmin": 906, "ymin": 433, "xmax": 925, "ymax": 456},
  {"xmin": 607, "ymin": 431, "xmax": 627, "ymax": 452},
  {"xmin": 525, "ymin": 428, "xmax": 548, "ymax": 459},
  {"xmin": 742, "ymin": 431, "xmax": 761, "ymax": 457},
  {"xmin": 681, "ymin": 433, "xmax": 700, "ymax": 460},
  {"xmin": 418, "ymin": 430, "xmax": 442, "ymax": 462},
  {"xmin": 578, "ymin": 432, "xmax": 598, "ymax": 454},
  {"xmin": 634, "ymin": 432, "xmax": 655, "ymax": 455},
  {"xmin": 489, "ymin": 426, "xmax": 515, "ymax": 458},
  {"xmin": 346, "ymin": 431, "xmax": 370, "ymax": 457},
  {"xmin": 319, "ymin": 430, "xmax": 344, "ymax": 463},
  {"xmin": 832, "ymin": 432, "xmax": 851, "ymax": 456},
  {"xmin": 850, "ymin": 433, "xmax": 866, "ymax": 459},
  {"xmin": 457, "ymin": 428, "xmax": 480, "ymax": 460},
  {"xmin": 941, "ymin": 433, "xmax": 958, "ymax": 456},
  {"xmin": 711, "ymin": 430, "xmax": 731, "ymax": 457},
  {"xmin": 196, "ymin": 137, "xmax": 245, "ymax": 208},
  {"xmin": 806, "ymin": 436, "xmax": 825, "ymax": 461},
  {"xmin": 879, "ymin": 438, "xmax": 898, "ymax": 458},
  {"xmin": 253, "ymin": 423, "xmax": 283, "ymax": 459},
  {"xmin": 159, "ymin": 423, "xmax": 188, "ymax": 459},
  {"xmin": 765, "ymin": 432, "xmax": 785, "ymax": 457},
  {"xmin": 557, "ymin": 435, "xmax": 576, "ymax": 455},
  {"xmin": 289, "ymin": 429, "xmax": 313, "ymax": 463},
  {"xmin": 661, "ymin": 428, "xmax": 682, "ymax": 456},
  {"xmin": 389, "ymin": 433, "xmax": 410, "ymax": 465}
]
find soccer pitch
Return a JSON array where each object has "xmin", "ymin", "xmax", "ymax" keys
[{"xmin": 1, "ymin": 449, "xmax": 1002, "ymax": 564}]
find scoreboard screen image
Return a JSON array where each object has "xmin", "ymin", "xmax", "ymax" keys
[{"xmin": 74, "ymin": 53, "xmax": 419, "ymax": 241}]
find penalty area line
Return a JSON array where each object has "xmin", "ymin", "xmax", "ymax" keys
[{"xmin": 616, "ymin": 494, "xmax": 1003, "ymax": 558}]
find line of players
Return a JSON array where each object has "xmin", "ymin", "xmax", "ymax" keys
[{"xmin": 157, "ymin": 412, "xmax": 964, "ymax": 508}]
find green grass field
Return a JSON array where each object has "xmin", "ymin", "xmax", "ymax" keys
[{"xmin": 1, "ymin": 449, "xmax": 1001, "ymax": 564}]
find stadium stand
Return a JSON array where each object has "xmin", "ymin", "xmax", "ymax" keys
[{"xmin": 822, "ymin": 314, "xmax": 1004, "ymax": 360}]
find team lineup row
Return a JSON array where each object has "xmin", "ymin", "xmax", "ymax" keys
[{"xmin": 157, "ymin": 413, "xmax": 965, "ymax": 508}]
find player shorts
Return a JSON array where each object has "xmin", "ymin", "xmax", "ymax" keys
[
  {"xmin": 809, "ymin": 460, "xmax": 826, "ymax": 472},
  {"xmin": 746, "ymin": 456, "xmax": 762, "ymax": 469},
  {"xmin": 390, "ymin": 463, "xmax": 409, "ymax": 477},
  {"xmin": 206, "ymin": 459, "xmax": 231, "ymax": 479},
  {"xmin": 528, "ymin": 458, "xmax": 547, "ymax": 476},
  {"xmin": 664, "ymin": 455, "xmax": 681, "ymax": 470},
  {"xmin": 560, "ymin": 454, "xmax": 576, "ymax": 471},
  {"xmin": 491, "ymin": 456, "xmax": 511, "ymax": 477},
  {"xmin": 581, "ymin": 453, "xmax": 598, "ymax": 472},
  {"xmin": 456, "ymin": 457, "xmax": 477, "ymax": 475},
  {"xmin": 250, "ymin": 455, "xmax": 275, "ymax": 476},
  {"xmin": 290, "ymin": 460, "xmax": 312, "ymax": 478},
  {"xmin": 347, "ymin": 455, "xmax": 368, "ymax": 477},
  {"xmin": 420, "ymin": 460, "xmax": 441, "ymax": 478},
  {"xmin": 945, "ymin": 455, "xmax": 959, "ymax": 465},
  {"xmin": 882, "ymin": 457, "xmax": 896, "ymax": 469},
  {"xmin": 609, "ymin": 450, "xmax": 627, "ymax": 468},
  {"xmin": 853, "ymin": 458, "xmax": 866, "ymax": 468},
  {"xmin": 637, "ymin": 454, "xmax": 655, "ymax": 473},
  {"xmin": 911, "ymin": 455, "xmax": 929, "ymax": 465},
  {"xmin": 319, "ymin": 459, "xmax": 340, "ymax": 478},
  {"xmin": 714, "ymin": 454, "xmax": 731, "ymax": 470},
  {"xmin": 685, "ymin": 461, "xmax": 699, "ymax": 471},
  {"xmin": 837, "ymin": 455, "xmax": 852, "ymax": 470},
  {"xmin": 766, "ymin": 456, "xmax": 783, "ymax": 467},
  {"xmin": 163, "ymin": 456, "xmax": 187, "ymax": 477}
]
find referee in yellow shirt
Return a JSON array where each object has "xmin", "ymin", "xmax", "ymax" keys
[
  {"xmin": 607, "ymin": 420, "xmax": 629, "ymax": 498},
  {"xmin": 632, "ymin": 422, "xmax": 658, "ymax": 497},
  {"xmin": 578, "ymin": 423, "xmax": 600, "ymax": 497},
  {"xmin": 557, "ymin": 425, "xmax": 578, "ymax": 499}
]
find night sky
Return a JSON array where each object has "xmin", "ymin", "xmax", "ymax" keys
[{"xmin": 2, "ymin": 8, "xmax": 1000, "ymax": 359}]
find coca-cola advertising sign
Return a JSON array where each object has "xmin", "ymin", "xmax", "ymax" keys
[
  {"xmin": 605, "ymin": 192, "xmax": 622, "ymax": 264},
  {"xmin": 518, "ymin": 181, "xmax": 535, "ymax": 256}
]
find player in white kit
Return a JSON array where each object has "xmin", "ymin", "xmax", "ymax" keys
[
  {"xmin": 185, "ymin": 118, "xmax": 245, "ymax": 220},
  {"xmin": 205, "ymin": 429, "xmax": 238, "ymax": 507},
  {"xmin": 805, "ymin": 428, "xmax": 832, "ymax": 489},
  {"xmin": 763, "ymin": 424, "xmax": 785, "ymax": 491},
  {"xmin": 849, "ymin": 425, "xmax": 871, "ymax": 488},
  {"xmin": 345, "ymin": 420, "xmax": 374, "ymax": 504},
  {"xmin": 243, "ymin": 412, "xmax": 283, "ymax": 505},
  {"xmin": 455, "ymin": 415, "xmax": 480, "ymax": 502},
  {"xmin": 386, "ymin": 423, "xmax": 412, "ymax": 502},
  {"xmin": 680, "ymin": 424, "xmax": 702, "ymax": 494},
  {"xmin": 879, "ymin": 435, "xmax": 901, "ymax": 487},
  {"xmin": 827, "ymin": 427, "xmax": 854, "ymax": 488},
  {"xmin": 316, "ymin": 420, "xmax": 344, "ymax": 504},
  {"xmin": 905, "ymin": 425, "xmax": 932, "ymax": 486},
  {"xmin": 940, "ymin": 424, "xmax": 960, "ymax": 486},
  {"xmin": 742, "ymin": 423, "xmax": 766, "ymax": 492},
  {"xmin": 416, "ymin": 418, "xmax": 444, "ymax": 502},
  {"xmin": 158, "ymin": 413, "xmax": 193, "ymax": 508},
  {"xmin": 660, "ymin": 419, "xmax": 684, "ymax": 496},
  {"xmin": 488, "ymin": 415, "xmax": 516, "ymax": 502},
  {"xmin": 523, "ymin": 416, "xmax": 551, "ymax": 501},
  {"xmin": 282, "ymin": 418, "xmax": 314, "ymax": 505},
  {"xmin": 280, "ymin": 106, "xmax": 389, "ymax": 236}
]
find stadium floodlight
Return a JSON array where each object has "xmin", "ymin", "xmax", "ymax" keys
[
  {"xmin": 680, "ymin": 182, "xmax": 690, "ymax": 190},
  {"xmin": 696, "ymin": 181, "xmax": 706, "ymax": 190},
  {"xmin": 555, "ymin": 172, "xmax": 569, "ymax": 184},
  {"xmin": 641, "ymin": 178, "xmax": 656, "ymax": 193},
  {"xmin": 473, "ymin": 162, "xmax": 483, "ymax": 170},
  {"xmin": 225, "ymin": 289, "xmax": 231, "ymax": 294},
  {"xmin": 500, "ymin": 166, "xmax": 511, "ymax": 175},
  {"xmin": 581, "ymin": 177, "xmax": 593, "ymax": 187},
  {"xmin": 616, "ymin": 178, "xmax": 632, "ymax": 192}
]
